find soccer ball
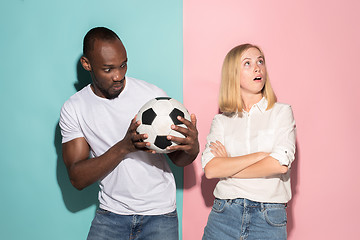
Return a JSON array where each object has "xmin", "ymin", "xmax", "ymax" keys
[{"xmin": 136, "ymin": 97, "xmax": 191, "ymax": 153}]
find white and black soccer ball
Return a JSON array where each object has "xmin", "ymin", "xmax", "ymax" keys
[{"xmin": 136, "ymin": 97, "xmax": 191, "ymax": 153}]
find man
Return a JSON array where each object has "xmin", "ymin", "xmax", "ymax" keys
[{"xmin": 59, "ymin": 27, "xmax": 199, "ymax": 239}]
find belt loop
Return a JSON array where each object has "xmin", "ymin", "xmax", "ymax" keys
[{"xmin": 260, "ymin": 202, "xmax": 265, "ymax": 211}]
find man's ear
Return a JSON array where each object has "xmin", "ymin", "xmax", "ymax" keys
[{"xmin": 80, "ymin": 56, "xmax": 92, "ymax": 71}]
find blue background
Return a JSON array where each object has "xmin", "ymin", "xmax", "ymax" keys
[{"xmin": 0, "ymin": 0, "xmax": 183, "ymax": 239}]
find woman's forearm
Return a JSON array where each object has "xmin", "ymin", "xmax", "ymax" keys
[
  {"xmin": 231, "ymin": 156, "xmax": 288, "ymax": 179},
  {"xmin": 204, "ymin": 152, "xmax": 268, "ymax": 179}
]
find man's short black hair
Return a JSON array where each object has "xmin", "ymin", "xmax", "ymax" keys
[{"xmin": 83, "ymin": 27, "xmax": 121, "ymax": 58}]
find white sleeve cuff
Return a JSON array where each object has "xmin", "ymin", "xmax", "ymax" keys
[{"xmin": 270, "ymin": 146, "xmax": 294, "ymax": 168}]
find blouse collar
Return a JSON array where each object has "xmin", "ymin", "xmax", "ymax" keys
[{"xmin": 243, "ymin": 97, "xmax": 268, "ymax": 114}]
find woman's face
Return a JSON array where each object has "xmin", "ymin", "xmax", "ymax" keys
[{"xmin": 239, "ymin": 47, "xmax": 267, "ymax": 96}]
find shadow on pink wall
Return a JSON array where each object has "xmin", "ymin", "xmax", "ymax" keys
[
  {"xmin": 200, "ymin": 175, "xmax": 218, "ymax": 207},
  {"xmin": 183, "ymin": 154, "xmax": 219, "ymax": 208},
  {"xmin": 287, "ymin": 142, "xmax": 300, "ymax": 238}
]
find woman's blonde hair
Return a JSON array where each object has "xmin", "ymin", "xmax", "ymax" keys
[{"xmin": 219, "ymin": 44, "xmax": 277, "ymax": 116}]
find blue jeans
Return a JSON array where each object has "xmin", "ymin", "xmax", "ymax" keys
[
  {"xmin": 203, "ymin": 198, "xmax": 287, "ymax": 240},
  {"xmin": 87, "ymin": 209, "xmax": 178, "ymax": 240}
]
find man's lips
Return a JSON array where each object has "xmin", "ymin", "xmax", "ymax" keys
[
  {"xmin": 113, "ymin": 78, "xmax": 125, "ymax": 90},
  {"xmin": 113, "ymin": 85, "xmax": 122, "ymax": 90}
]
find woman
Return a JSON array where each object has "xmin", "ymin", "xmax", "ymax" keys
[{"xmin": 202, "ymin": 44, "xmax": 296, "ymax": 240}]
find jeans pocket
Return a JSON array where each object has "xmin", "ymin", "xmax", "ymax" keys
[
  {"xmin": 96, "ymin": 208, "xmax": 111, "ymax": 215},
  {"xmin": 263, "ymin": 205, "xmax": 287, "ymax": 227},
  {"xmin": 211, "ymin": 198, "xmax": 226, "ymax": 213},
  {"xmin": 164, "ymin": 210, "xmax": 178, "ymax": 218}
]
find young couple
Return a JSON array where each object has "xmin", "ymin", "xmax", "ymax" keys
[{"xmin": 60, "ymin": 27, "xmax": 296, "ymax": 240}]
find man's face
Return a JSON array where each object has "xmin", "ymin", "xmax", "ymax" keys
[{"xmin": 82, "ymin": 39, "xmax": 128, "ymax": 99}]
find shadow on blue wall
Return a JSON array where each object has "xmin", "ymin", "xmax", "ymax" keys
[
  {"xmin": 74, "ymin": 58, "xmax": 91, "ymax": 91},
  {"xmin": 54, "ymin": 58, "xmax": 98, "ymax": 213},
  {"xmin": 55, "ymin": 124, "xmax": 99, "ymax": 213}
]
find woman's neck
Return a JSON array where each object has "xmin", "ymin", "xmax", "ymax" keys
[{"xmin": 242, "ymin": 93, "xmax": 263, "ymax": 112}]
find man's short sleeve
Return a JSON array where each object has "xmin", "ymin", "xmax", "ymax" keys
[{"xmin": 59, "ymin": 100, "xmax": 84, "ymax": 143}]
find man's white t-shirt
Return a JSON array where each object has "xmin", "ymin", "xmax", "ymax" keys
[{"xmin": 59, "ymin": 77, "xmax": 176, "ymax": 215}]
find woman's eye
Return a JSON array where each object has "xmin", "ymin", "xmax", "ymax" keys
[
  {"xmin": 244, "ymin": 62, "xmax": 250, "ymax": 66},
  {"xmin": 258, "ymin": 59, "xmax": 264, "ymax": 65}
]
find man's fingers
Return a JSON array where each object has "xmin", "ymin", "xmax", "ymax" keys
[
  {"xmin": 190, "ymin": 113, "xmax": 197, "ymax": 127},
  {"xmin": 132, "ymin": 132, "xmax": 148, "ymax": 142}
]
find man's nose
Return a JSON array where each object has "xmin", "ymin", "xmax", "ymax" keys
[{"xmin": 112, "ymin": 70, "xmax": 121, "ymax": 81}]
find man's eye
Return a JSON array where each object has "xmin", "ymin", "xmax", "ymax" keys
[
  {"xmin": 104, "ymin": 68, "xmax": 111, "ymax": 72},
  {"xmin": 120, "ymin": 63, "xmax": 127, "ymax": 68}
]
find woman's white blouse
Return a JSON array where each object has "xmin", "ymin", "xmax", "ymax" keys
[{"xmin": 201, "ymin": 98, "xmax": 296, "ymax": 203}]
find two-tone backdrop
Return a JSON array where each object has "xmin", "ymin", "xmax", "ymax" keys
[{"xmin": 1, "ymin": 0, "xmax": 359, "ymax": 239}]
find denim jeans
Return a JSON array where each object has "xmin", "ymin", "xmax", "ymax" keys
[
  {"xmin": 203, "ymin": 198, "xmax": 287, "ymax": 240},
  {"xmin": 87, "ymin": 209, "xmax": 178, "ymax": 240}
]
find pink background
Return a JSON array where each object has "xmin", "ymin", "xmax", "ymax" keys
[{"xmin": 182, "ymin": 0, "xmax": 360, "ymax": 239}]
